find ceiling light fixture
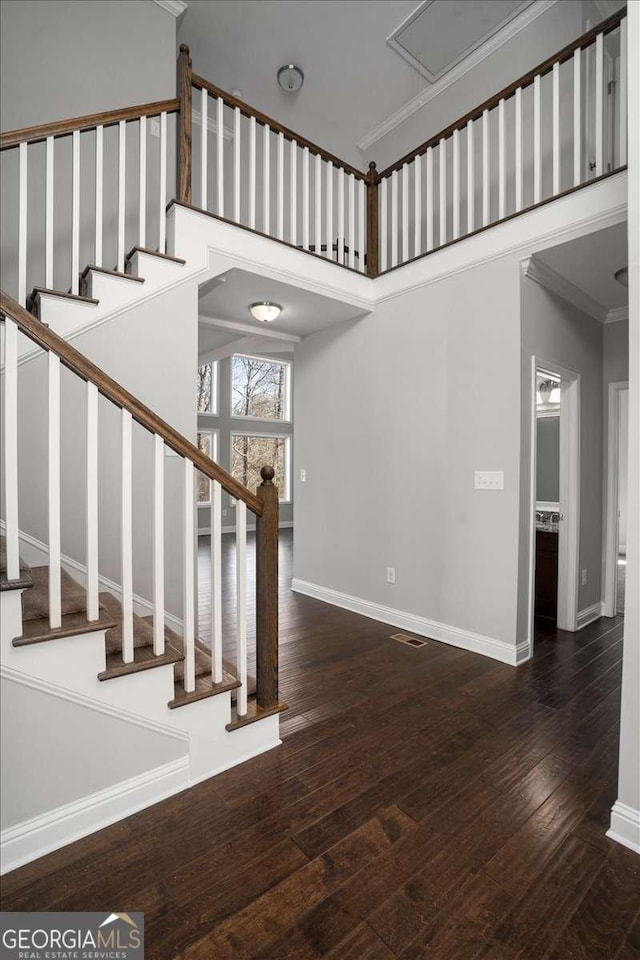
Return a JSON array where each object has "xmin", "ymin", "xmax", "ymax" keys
[
  {"xmin": 277, "ymin": 64, "xmax": 304, "ymax": 92},
  {"xmin": 250, "ymin": 301, "xmax": 282, "ymax": 323},
  {"xmin": 614, "ymin": 266, "xmax": 628, "ymax": 288}
]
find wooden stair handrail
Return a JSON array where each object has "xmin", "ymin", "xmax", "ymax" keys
[
  {"xmin": 0, "ymin": 98, "xmax": 181, "ymax": 151},
  {"xmin": 192, "ymin": 71, "xmax": 369, "ymax": 183},
  {"xmin": 0, "ymin": 290, "xmax": 263, "ymax": 516},
  {"xmin": 376, "ymin": 6, "xmax": 627, "ymax": 180}
]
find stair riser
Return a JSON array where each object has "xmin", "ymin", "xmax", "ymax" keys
[
  {"xmin": 1, "ymin": 629, "xmax": 106, "ymax": 685},
  {"xmin": 81, "ymin": 271, "xmax": 143, "ymax": 310},
  {"xmin": 126, "ymin": 251, "xmax": 185, "ymax": 286},
  {"xmin": 0, "ymin": 591, "xmax": 25, "ymax": 645}
]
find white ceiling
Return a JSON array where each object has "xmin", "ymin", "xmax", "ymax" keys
[
  {"xmin": 198, "ymin": 268, "xmax": 369, "ymax": 358},
  {"xmin": 535, "ymin": 223, "xmax": 628, "ymax": 320}
]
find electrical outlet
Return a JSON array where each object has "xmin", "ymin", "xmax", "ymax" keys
[
  {"xmin": 300, "ymin": 469, "xmax": 307, "ymax": 482},
  {"xmin": 581, "ymin": 569, "xmax": 588, "ymax": 586},
  {"xmin": 386, "ymin": 567, "xmax": 396, "ymax": 584},
  {"xmin": 222, "ymin": 509, "xmax": 227, "ymax": 517}
]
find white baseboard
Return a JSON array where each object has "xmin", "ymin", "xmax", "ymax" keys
[
  {"xmin": 197, "ymin": 521, "xmax": 294, "ymax": 536},
  {"xmin": 607, "ymin": 801, "xmax": 640, "ymax": 855},
  {"xmin": 576, "ymin": 601, "xmax": 604, "ymax": 630},
  {"xmin": 291, "ymin": 578, "xmax": 528, "ymax": 666},
  {"xmin": 0, "ymin": 756, "xmax": 190, "ymax": 876}
]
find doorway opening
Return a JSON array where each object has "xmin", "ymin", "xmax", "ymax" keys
[
  {"xmin": 603, "ymin": 381, "xmax": 629, "ymax": 618},
  {"xmin": 529, "ymin": 358, "xmax": 581, "ymax": 651}
]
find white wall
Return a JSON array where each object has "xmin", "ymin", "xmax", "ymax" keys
[
  {"xmin": 294, "ymin": 252, "xmax": 522, "ymax": 651},
  {"xmin": 0, "ymin": 676, "xmax": 186, "ymax": 830},
  {"xmin": 520, "ymin": 278, "xmax": 605, "ymax": 614},
  {"xmin": 0, "ymin": 0, "xmax": 176, "ymax": 130},
  {"xmin": 618, "ymin": 388, "xmax": 628, "ymax": 553},
  {"xmin": 12, "ymin": 281, "xmax": 199, "ymax": 619}
]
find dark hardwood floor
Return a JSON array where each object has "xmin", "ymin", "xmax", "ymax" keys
[{"xmin": 2, "ymin": 530, "xmax": 639, "ymax": 959}]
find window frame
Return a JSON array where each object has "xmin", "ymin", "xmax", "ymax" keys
[
  {"xmin": 195, "ymin": 428, "xmax": 220, "ymax": 506},
  {"xmin": 229, "ymin": 430, "xmax": 291, "ymax": 504},
  {"xmin": 197, "ymin": 360, "xmax": 219, "ymax": 417},
  {"xmin": 229, "ymin": 353, "xmax": 292, "ymax": 424}
]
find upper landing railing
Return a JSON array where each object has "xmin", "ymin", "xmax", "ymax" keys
[{"xmin": 0, "ymin": 7, "xmax": 628, "ymax": 302}]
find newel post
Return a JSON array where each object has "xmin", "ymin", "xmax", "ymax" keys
[
  {"xmin": 177, "ymin": 43, "xmax": 192, "ymax": 205},
  {"xmin": 366, "ymin": 161, "xmax": 379, "ymax": 277},
  {"xmin": 256, "ymin": 465, "xmax": 279, "ymax": 708}
]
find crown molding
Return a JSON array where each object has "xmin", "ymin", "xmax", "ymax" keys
[
  {"xmin": 359, "ymin": 0, "xmax": 558, "ymax": 152},
  {"xmin": 153, "ymin": 0, "xmax": 188, "ymax": 18},
  {"xmin": 605, "ymin": 305, "xmax": 629, "ymax": 323},
  {"xmin": 521, "ymin": 254, "xmax": 610, "ymax": 322}
]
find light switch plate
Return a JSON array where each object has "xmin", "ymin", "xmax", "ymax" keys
[{"xmin": 474, "ymin": 470, "xmax": 504, "ymax": 490}]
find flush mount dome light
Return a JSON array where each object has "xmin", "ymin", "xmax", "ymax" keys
[
  {"xmin": 277, "ymin": 64, "xmax": 304, "ymax": 92},
  {"xmin": 250, "ymin": 301, "xmax": 282, "ymax": 323}
]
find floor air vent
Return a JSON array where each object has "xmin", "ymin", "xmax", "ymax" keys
[{"xmin": 390, "ymin": 633, "xmax": 429, "ymax": 648}]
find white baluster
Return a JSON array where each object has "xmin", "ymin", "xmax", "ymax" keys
[
  {"xmin": 426, "ymin": 146, "xmax": 434, "ymax": 252},
  {"xmin": 439, "ymin": 138, "xmax": 447, "ymax": 245},
  {"xmin": 619, "ymin": 18, "xmax": 627, "ymax": 166},
  {"xmin": 391, "ymin": 169, "xmax": 398, "ymax": 267},
  {"xmin": 482, "ymin": 110, "xmax": 490, "ymax": 226},
  {"xmin": 121, "ymin": 410, "xmax": 134, "ymax": 663},
  {"xmin": 498, "ymin": 99, "xmax": 505, "ymax": 219},
  {"xmin": 18, "ymin": 142, "xmax": 27, "ymax": 306},
  {"xmin": 302, "ymin": 146, "xmax": 310, "ymax": 249},
  {"xmin": 467, "ymin": 120, "xmax": 474, "ymax": 234},
  {"xmin": 262, "ymin": 122, "xmax": 270, "ymax": 232},
  {"xmin": 3, "ymin": 319, "xmax": 19, "ymax": 580},
  {"xmin": 358, "ymin": 178, "xmax": 365, "ymax": 273},
  {"xmin": 139, "ymin": 116, "xmax": 147, "ymax": 246},
  {"xmin": 515, "ymin": 88, "xmax": 523, "ymax": 212},
  {"xmin": 453, "ymin": 128, "xmax": 460, "ymax": 238},
  {"xmin": 249, "ymin": 116, "xmax": 256, "ymax": 229},
  {"xmin": 315, "ymin": 154, "xmax": 322, "ymax": 256},
  {"xmin": 325, "ymin": 160, "xmax": 333, "ymax": 259},
  {"xmin": 276, "ymin": 131, "xmax": 284, "ymax": 239},
  {"xmin": 235, "ymin": 499, "xmax": 248, "ymax": 715},
  {"xmin": 234, "ymin": 106, "xmax": 241, "ymax": 223},
  {"xmin": 217, "ymin": 97, "xmax": 224, "ymax": 217},
  {"xmin": 414, "ymin": 154, "xmax": 422, "ymax": 257},
  {"xmin": 159, "ymin": 112, "xmax": 167, "ymax": 253},
  {"xmin": 71, "ymin": 130, "xmax": 80, "ymax": 293},
  {"xmin": 153, "ymin": 434, "xmax": 165, "ymax": 655},
  {"xmin": 183, "ymin": 458, "xmax": 196, "ymax": 692},
  {"xmin": 380, "ymin": 177, "xmax": 388, "ymax": 271},
  {"xmin": 553, "ymin": 62, "xmax": 561, "ymax": 194},
  {"xmin": 574, "ymin": 49, "xmax": 582, "ymax": 186},
  {"xmin": 595, "ymin": 32, "xmax": 604, "ymax": 176},
  {"xmin": 117, "ymin": 121, "xmax": 126, "ymax": 272},
  {"xmin": 401, "ymin": 164, "xmax": 409, "ymax": 262},
  {"xmin": 48, "ymin": 353, "xmax": 61, "ymax": 629},
  {"xmin": 86, "ymin": 382, "xmax": 99, "ymax": 621},
  {"xmin": 290, "ymin": 139, "xmax": 297, "ymax": 245},
  {"xmin": 211, "ymin": 479, "xmax": 222, "ymax": 683},
  {"xmin": 95, "ymin": 125, "xmax": 103, "ymax": 267},
  {"xmin": 534, "ymin": 75, "xmax": 541, "ymax": 203},
  {"xmin": 337, "ymin": 168, "xmax": 345, "ymax": 264},
  {"xmin": 45, "ymin": 136, "xmax": 54, "ymax": 288},
  {"xmin": 200, "ymin": 90, "xmax": 207, "ymax": 210},
  {"xmin": 348, "ymin": 173, "xmax": 355, "ymax": 269}
]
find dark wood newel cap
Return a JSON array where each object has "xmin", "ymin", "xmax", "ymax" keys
[
  {"xmin": 260, "ymin": 466, "xmax": 275, "ymax": 485},
  {"xmin": 179, "ymin": 43, "xmax": 190, "ymax": 54}
]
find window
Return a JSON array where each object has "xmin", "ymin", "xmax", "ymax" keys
[
  {"xmin": 231, "ymin": 433, "xmax": 290, "ymax": 501},
  {"xmin": 197, "ymin": 362, "xmax": 217, "ymax": 414},
  {"xmin": 196, "ymin": 430, "xmax": 218, "ymax": 503},
  {"xmin": 231, "ymin": 355, "xmax": 291, "ymax": 421}
]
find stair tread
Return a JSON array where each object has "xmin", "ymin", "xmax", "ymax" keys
[
  {"xmin": 27, "ymin": 287, "xmax": 99, "ymax": 318},
  {"xmin": 99, "ymin": 592, "xmax": 156, "ymax": 654},
  {"xmin": 14, "ymin": 609, "xmax": 117, "ymax": 646},
  {"xmin": 98, "ymin": 639, "xmax": 184, "ymax": 681},
  {"xmin": 79, "ymin": 265, "xmax": 145, "ymax": 296},
  {"xmin": 226, "ymin": 697, "xmax": 288, "ymax": 732},
  {"xmin": 125, "ymin": 245, "xmax": 186, "ymax": 267},
  {"xmin": 22, "ymin": 566, "xmax": 88, "ymax": 621},
  {"xmin": 169, "ymin": 669, "xmax": 241, "ymax": 709},
  {"xmin": 0, "ymin": 536, "xmax": 33, "ymax": 592}
]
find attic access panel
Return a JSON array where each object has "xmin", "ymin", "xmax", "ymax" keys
[{"xmin": 387, "ymin": 0, "xmax": 535, "ymax": 84}]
